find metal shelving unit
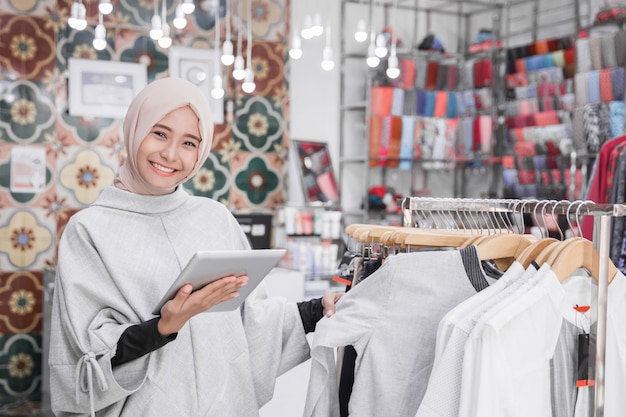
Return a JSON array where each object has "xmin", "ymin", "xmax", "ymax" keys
[{"xmin": 338, "ymin": 0, "xmax": 593, "ymax": 225}]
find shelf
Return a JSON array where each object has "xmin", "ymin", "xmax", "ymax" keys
[{"xmin": 341, "ymin": 103, "xmax": 368, "ymax": 111}]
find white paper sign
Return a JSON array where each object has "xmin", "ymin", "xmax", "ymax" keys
[{"xmin": 10, "ymin": 146, "xmax": 46, "ymax": 193}]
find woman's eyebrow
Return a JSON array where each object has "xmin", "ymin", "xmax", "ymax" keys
[{"xmin": 153, "ymin": 123, "xmax": 201, "ymax": 142}]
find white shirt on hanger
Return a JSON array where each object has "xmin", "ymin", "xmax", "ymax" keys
[{"xmin": 415, "ymin": 260, "xmax": 531, "ymax": 417}]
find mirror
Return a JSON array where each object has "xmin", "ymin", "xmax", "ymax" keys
[{"xmin": 292, "ymin": 140, "xmax": 339, "ymax": 204}]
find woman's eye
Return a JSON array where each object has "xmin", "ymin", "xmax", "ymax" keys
[
  {"xmin": 153, "ymin": 131, "xmax": 166, "ymax": 139},
  {"xmin": 184, "ymin": 140, "xmax": 198, "ymax": 148}
]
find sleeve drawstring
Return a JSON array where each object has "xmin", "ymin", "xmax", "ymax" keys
[{"xmin": 75, "ymin": 351, "xmax": 109, "ymax": 417}]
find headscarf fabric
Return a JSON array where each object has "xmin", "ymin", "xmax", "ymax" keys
[{"xmin": 115, "ymin": 77, "xmax": 214, "ymax": 195}]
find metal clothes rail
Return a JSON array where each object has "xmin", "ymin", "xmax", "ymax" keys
[{"xmin": 400, "ymin": 196, "xmax": 622, "ymax": 417}]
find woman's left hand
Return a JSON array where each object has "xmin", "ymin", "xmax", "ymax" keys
[{"xmin": 321, "ymin": 292, "xmax": 344, "ymax": 318}]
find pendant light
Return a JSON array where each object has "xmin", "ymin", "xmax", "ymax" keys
[
  {"xmin": 180, "ymin": 0, "xmax": 194, "ymax": 14},
  {"xmin": 98, "ymin": 0, "xmax": 113, "ymax": 15},
  {"xmin": 366, "ymin": 28, "xmax": 380, "ymax": 68},
  {"xmin": 92, "ymin": 12, "xmax": 107, "ymax": 50},
  {"xmin": 311, "ymin": 13, "xmax": 323, "ymax": 37},
  {"xmin": 232, "ymin": 16, "xmax": 246, "ymax": 80},
  {"xmin": 149, "ymin": 0, "xmax": 163, "ymax": 40},
  {"xmin": 301, "ymin": 14, "xmax": 313, "ymax": 40},
  {"xmin": 221, "ymin": 0, "xmax": 234, "ymax": 66},
  {"xmin": 354, "ymin": 19, "xmax": 367, "ymax": 42},
  {"xmin": 173, "ymin": 2, "xmax": 187, "ymax": 29},
  {"xmin": 374, "ymin": 33, "xmax": 387, "ymax": 58},
  {"xmin": 289, "ymin": 26, "xmax": 303, "ymax": 60},
  {"xmin": 157, "ymin": 0, "xmax": 172, "ymax": 48},
  {"xmin": 211, "ymin": 1, "xmax": 224, "ymax": 99},
  {"xmin": 68, "ymin": 0, "xmax": 87, "ymax": 31},
  {"xmin": 320, "ymin": 22, "xmax": 334, "ymax": 71},
  {"xmin": 241, "ymin": 0, "xmax": 255, "ymax": 93},
  {"xmin": 385, "ymin": 0, "xmax": 400, "ymax": 79}
]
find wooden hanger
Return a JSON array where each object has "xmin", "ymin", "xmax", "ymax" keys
[
  {"xmin": 548, "ymin": 237, "xmax": 617, "ymax": 283},
  {"xmin": 515, "ymin": 237, "xmax": 558, "ymax": 269},
  {"xmin": 473, "ymin": 233, "xmax": 537, "ymax": 271}
]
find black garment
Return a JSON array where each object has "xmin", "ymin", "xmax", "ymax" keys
[
  {"xmin": 111, "ymin": 298, "xmax": 325, "ymax": 368},
  {"xmin": 339, "ymin": 255, "xmax": 384, "ymax": 417},
  {"xmin": 111, "ymin": 317, "xmax": 176, "ymax": 367}
]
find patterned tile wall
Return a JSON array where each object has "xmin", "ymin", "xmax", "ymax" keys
[{"xmin": 0, "ymin": 0, "xmax": 291, "ymax": 409}]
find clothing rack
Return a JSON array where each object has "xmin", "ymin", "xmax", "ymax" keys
[{"xmin": 399, "ymin": 196, "xmax": 626, "ymax": 417}]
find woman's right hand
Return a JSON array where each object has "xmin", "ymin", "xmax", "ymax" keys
[{"xmin": 157, "ymin": 275, "xmax": 248, "ymax": 337}]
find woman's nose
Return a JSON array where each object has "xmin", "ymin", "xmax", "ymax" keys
[{"xmin": 160, "ymin": 142, "xmax": 178, "ymax": 160}]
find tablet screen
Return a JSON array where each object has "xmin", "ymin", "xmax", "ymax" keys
[{"xmin": 152, "ymin": 249, "xmax": 287, "ymax": 315}]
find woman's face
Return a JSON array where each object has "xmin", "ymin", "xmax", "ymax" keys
[{"xmin": 136, "ymin": 106, "xmax": 202, "ymax": 190}]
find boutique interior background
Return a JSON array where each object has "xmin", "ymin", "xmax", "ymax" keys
[{"xmin": 0, "ymin": 0, "xmax": 605, "ymax": 414}]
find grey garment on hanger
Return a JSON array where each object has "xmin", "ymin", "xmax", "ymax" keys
[
  {"xmin": 304, "ymin": 249, "xmax": 488, "ymax": 417},
  {"xmin": 550, "ymin": 319, "xmax": 585, "ymax": 417}
]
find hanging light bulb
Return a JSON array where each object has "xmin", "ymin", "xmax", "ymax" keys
[
  {"xmin": 98, "ymin": 0, "xmax": 113, "ymax": 15},
  {"xmin": 354, "ymin": 19, "xmax": 367, "ymax": 42},
  {"xmin": 173, "ymin": 4, "xmax": 187, "ymax": 29},
  {"xmin": 320, "ymin": 23, "xmax": 334, "ymax": 71},
  {"xmin": 211, "ymin": 73, "xmax": 224, "ymax": 99},
  {"xmin": 241, "ymin": 0, "xmax": 255, "ymax": 93},
  {"xmin": 233, "ymin": 55, "xmax": 246, "ymax": 80},
  {"xmin": 301, "ymin": 14, "xmax": 313, "ymax": 40},
  {"xmin": 221, "ymin": 40, "xmax": 234, "ymax": 65},
  {"xmin": 242, "ymin": 68, "xmax": 255, "ymax": 93},
  {"xmin": 150, "ymin": 15, "xmax": 163, "ymax": 39},
  {"xmin": 220, "ymin": 0, "xmax": 234, "ymax": 65},
  {"xmin": 157, "ymin": 0, "xmax": 172, "ymax": 48},
  {"xmin": 68, "ymin": 0, "xmax": 87, "ymax": 30},
  {"xmin": 386, "ymin": 54, "xmax": 400, "ymax": 79},
  {"xmin": 374, "ymin": 33, "xmax": 387, "ymax": 58},
  {"xmin": 311, "ymin": 13, "xmax": 323, "ymax": 37},
  {"xmin": 289, "ymin": 29, "xmax": 302, "ymax": 60},
  {"xmin": 211, "ymin": 3, "xmax": 224, "ymax": 98},
  {"xmin": 386, "ymin": 1, "xmax": 400, "ymax": 79},
  {"xmin": 92, "ymin": 13, "xmax": 107, "ymax": 50},
  {"xmin": 321, "ymin": 46, "xmax": 334, "ymax": 71},
  {"xmin": 158, "ymin": 23, "xmax": 172, "ymax": 48},
  {"xmin": 233, "ymin": 15, "xmax": 245, "ymax": 80},
  {"xmin": 180, "ymin": 0, "xmax": 194, "ymax": 14},
  {"xmin": 366, "ymin": 29, "xmax": 380, "ymax": 67},
  {"xmin": 149, "ymin": 0, "xmax": 163, "ymax": 40}
]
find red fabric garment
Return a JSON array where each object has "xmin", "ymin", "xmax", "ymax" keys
[{"xmin": 581, "ymin": 135, "xmax": 626, "ymax": 240}]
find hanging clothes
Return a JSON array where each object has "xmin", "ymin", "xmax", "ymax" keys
[{"xmin": 303, "ymin": 246, "xmax": 490, "ymax": 417}]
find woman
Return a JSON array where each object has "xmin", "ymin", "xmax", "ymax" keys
[{"xmin": 49, "ymin": 77, "xmax": 341, "ymax": 416}]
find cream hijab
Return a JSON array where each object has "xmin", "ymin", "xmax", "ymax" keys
[{"xmin": 115, "ymin": 77, "xmax": 214, "ymax": 195}]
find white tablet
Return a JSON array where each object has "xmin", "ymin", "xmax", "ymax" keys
[{"xmin": 152, "ymin": 249, "xmax": 286, "ymax": 315}]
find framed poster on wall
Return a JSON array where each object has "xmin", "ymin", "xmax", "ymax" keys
[
  {"xmin": 68, "ymin": 58, "xmax": 147, "ymax": 119},
  {"xmin": 168, "ymin": 46, "xmax": 224, "ymax": 124}
]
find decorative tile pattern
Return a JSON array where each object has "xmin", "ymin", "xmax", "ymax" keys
[
  {"xmin": 0, "ymin": 14, "xmax": 56, "ymax": 80},
  {"xmin": 247, "ymin": 41, "xmax": 286, "ymax": 98},
  {"xmin": 229, "ymin": 151, "xmax": 283, "ymax": 209},
  {"xmin": 0, "ymin": 79, "xmax": 56, "ymax": 145},
  {"xmin": 232, "ymin": 95, "xmax": 284, "ymax": 153},
  {"xmin": 0, "ymin": 333, "xmax": 42, "ymax": 403},
  {"xmin": 183, "ymin": 152, "xmax": 231, "ymax": 203},
  {"xmin": 56, "ymin": 147, "xmax": 118, "ymax": 208},
  {"xmin": 0, "ymin": 209, "xmax": 55, "ymax": 271},
  {"xmin": 118, "ymin": 32, "xmax": 169, "ymax": 82},
  {"xmin": 0, "ymin": 271, "xmax": 43, "ymax": 334},
  {"xmin": 234, "ymin": 0, "xmax": 286, "ymax": 41},
  {"xmin": 0, "ymin": 0, "xmax": 56, "ymax": 15}
]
